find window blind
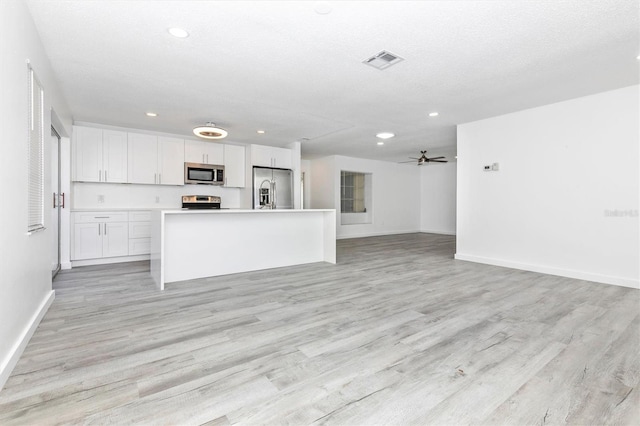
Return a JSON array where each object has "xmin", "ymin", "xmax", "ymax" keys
[
  {"xmin": 28, "ymin": 65, "xmax": 45, "ymax": 232},
  {"xmin": 340, "ymin": 171, "xmax": 366, "ymax": 213}
]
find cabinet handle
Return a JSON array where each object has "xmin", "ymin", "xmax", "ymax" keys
[
  {"xmin": 53, "ymin": 192, "xmax": 57, "ymax": 208},
  {"xmin": 98, "ymin": 223, "xmax": 101, "ymax": 236},
  {"xmin": 60, "ymin": 192, "xmax": 65, "ymax": 209},
  {"xmin": 104, "ymin": 223, "xmax": 107, "ymax": 235},
  {"xmin": 105, "ymin": 170, "xmax": 108, "ymax": 181},
  {"xmin": 99, "ymin": 170, "xmax": 102, "ymax": 182},
  {"xmin": 159, "ymin": 174, "xmax": 162, "ymax": 184},
  {"xmin": 94, "ymin": 216, "xmax": 110, "ymax": 218},
  {"xmin": 154, "ymin": 173, "xmax": 157, "ymax": 184}
]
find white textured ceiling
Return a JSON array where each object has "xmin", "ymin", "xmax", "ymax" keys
[{"xmin": 27, "ymin": 0, "xmax": 639, "ymax": 163}]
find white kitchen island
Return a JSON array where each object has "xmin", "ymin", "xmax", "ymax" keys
[{"xmin": 150, "ymin": 209, "xmax": 336, "ymax": 290}]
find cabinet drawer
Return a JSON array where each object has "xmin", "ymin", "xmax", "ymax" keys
[
  {"xmin": 129, "ymin": 238, "xmax": 151, "ymax": 255},
  {"xmin": 129, "ymin": 221, "xmax": 151, "ymax": 239},
  {"xmin": 129, "ymin": 211, "xmax": 151, "ymax": 222},
  {"xmin": 73, "ymin": 211, "xmax": 128, "ymax": 223}
]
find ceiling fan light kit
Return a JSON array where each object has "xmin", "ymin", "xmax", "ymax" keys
[{"xmin": 193, "ymin": 122, "xmax": 228, "ymax": 140}]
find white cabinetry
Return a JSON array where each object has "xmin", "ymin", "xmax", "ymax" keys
[
  {"xmin": 128, "ymin": 134, "xmax": 185, "ymax": 185},
  {"xmin": 128, "ymin": 211, "xmax": 151, "ymax": 255},
  {"xmin": 72, "ymin": 212, "xmax": 128, "ymax": 260},
  {"xmin": 73, "ymin": 126, "xmax": 127, "ymax": 183},
  {"xmin": 223, "ymin": 144, "xmax": 246, "ymax": 187},
  {"xmin": 184, "ymin": 140, "xmax": 224, "ymax": 165},
  {"xmin": 251, "ymin": 144, "xmax": 292, "ymax": 169}
]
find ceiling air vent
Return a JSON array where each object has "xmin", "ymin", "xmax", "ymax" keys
[{"xmin": 363, "ymin": 50, "xmax": 404, "ymax": 70}]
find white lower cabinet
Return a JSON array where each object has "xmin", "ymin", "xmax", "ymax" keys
[
  {"xmin": 72, "ymin": 212, "xmax": 128, "ymax": 260},
  {"xmin": 72, "ymin": 210, "xmax": 151, "ymax": 262}
]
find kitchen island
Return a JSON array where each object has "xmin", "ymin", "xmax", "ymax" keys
[{"xmin": 150, "ymin": 209, "xmax": 336, "ymax": 290}]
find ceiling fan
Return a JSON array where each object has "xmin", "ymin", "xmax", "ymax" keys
[{"xmin": 401, "ymin": 150, "xmax": 448, "ymax": 165}]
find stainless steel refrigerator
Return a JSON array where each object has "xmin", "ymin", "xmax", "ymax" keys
[{"xmin": 253, "ymin": 166, "xmax": 294, "ymax": 209}]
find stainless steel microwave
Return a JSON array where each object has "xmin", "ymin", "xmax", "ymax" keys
[{"xmin": 184, "ymin": 162, "xmax": 225, "ymax": 185}]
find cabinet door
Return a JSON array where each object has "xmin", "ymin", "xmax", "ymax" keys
[
  {"xmin": 224, "ymin": 144, "xmax": 245, "ymax": 187},
  {"xmin": 184, "ymin": 140, "xmax": 207, "ymax": 164},
  {"xmin": 103, "ymin": 130, "xmax": 128, "ymax": 183},
  {"xmin": 128, "ymin": 133, "xmax": 158, "ymax": 184},
  {"xmin": 158, "ymin": 137, "xmax": 185, "ymax": 185},
  {"xmin": 205, "ymin": 143, "xmax": 225, "ymax": 165},
  {"xmin": 73, "ymin": 126, "xmax": 102, "ymax": 182},
  {"xmin": 73, "ymin": 223, "xmax": 102, "ymax": 260},
  {"xmin": 251, "ymin": 144, "xmax": 274, "ymax": 167},
  {"xmin": 102, "ymin": 222, "xmax": 128, "ymax": 258},
  {"xmin": 271, "ymin": 146, "xmax": 292, "ymax": 169}
]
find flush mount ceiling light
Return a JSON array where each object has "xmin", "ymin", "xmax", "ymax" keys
[
  {"xmin": 376, "ymin": 132, "xmax": 395, "ymax": 139},
  {"xmin": 193, "ymin": 122, "xmax": 228, "ymax": 139},
  {"xmin": 145, "ymin": 112, "xmax": 157, "ymax": 117},
  {"xmin": 257, "ymin": 130, "xmax": 265, "ymax": 134},
  {"xmin": 429, "ymin": 112, "xmax": 439, "ymax": 117},
  {"xmin": 168, "ymin": 27, "xmax": 189, "ymax": 38},
  {"xmin": 377, "ymin": 141, "xmax": 384, "ymax": 146}
]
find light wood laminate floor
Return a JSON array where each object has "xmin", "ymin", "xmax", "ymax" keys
[{"xmin": 1, "ymin": 233, "xmax": 638, "ymax": 425}]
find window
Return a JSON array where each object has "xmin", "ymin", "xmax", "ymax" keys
[
  {"xmin": 341, "ymin": 171, "xmax": 366, "ymax": 213},
  {"xmin": 28, "ymin": 65, "xmax": 45, "ymax": 232}
]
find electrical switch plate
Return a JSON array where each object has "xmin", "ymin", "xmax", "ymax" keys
[
  {"xmin": 492, "ymin": 162, "xmax": 500, "ymax": 171},
  {"xmin": 98, "ymin": 195, "xmax": 105, "ymax": 203},
  {"xmin": 483, "ymin": 165, "xmax": 491, "ymax": 171},
  {"xmin": 155, "ymin": 196, "xmax": 160, "ymax": 203}
]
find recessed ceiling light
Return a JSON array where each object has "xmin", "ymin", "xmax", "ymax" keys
[
  {"xmin": 145, "ymin": 112, "xmax": 157, "ymax": 117},
  {"xmin": 377, "ymin": 141, "xmax": 384, "ymax": 146},
  {"xmin": 314, "ymin": 1, "xmax": 332, "ymax": 14},
  {"xmin": 376, "ymin": 132, "xmax": 395, "ymax": 139},
  {"xmin": 257, "ymin": 130, "xmax": 265, "ymax": 134},
  {"xmin": 168, "ymin": 27, "xmax": 189, "ymax": 38},
  {"xmin": 429, "ymin": 112, "xmax": 439, "ymax": 117}
]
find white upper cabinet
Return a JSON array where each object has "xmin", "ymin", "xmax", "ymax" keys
[
  {"xmin": 128, "ymin": 134, "xmax": 185, "ymax": 185},
  {"xmin": 223, "ymin": 144, "xmax": 246, "ymax": 188},
  {"xmin": 127, "ymin": 133, "xmax": 157, "ymax": 184},
  {"xmin": 157, "ymin": 137, "xmax": 185, "ymax": 185},
  {"xmin": 102, "ymin": 130, "xmax": 128, "ymax": 182},
  {"xmin": 184, "ymin": 140, "xmax": 224, "ymax": 165},
  {"xmin": 73, "ymin": 126, "xmax": 127, "ymax": 183},
  {"xmin": 251, "ymin": 144, "xmax": 292, "ymax": 169}
]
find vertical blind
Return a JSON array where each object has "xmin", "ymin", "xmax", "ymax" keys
[
  {"xmin": 28, "ymin": 65, "xmax": 45, "ymax": 232},
  {"xmin": 340, "ymin": 171, "xmax": 366, "ymax": 213}
]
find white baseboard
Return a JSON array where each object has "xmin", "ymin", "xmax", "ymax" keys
[
  {"xmin": 420, "ymin": 229, "xmax": 456, "ymax": 236},
  {"xmin": 336, "ymin": 229, "xmax": 421, "ymax": 240},
  {"xmin": 61, "ymin": 261, "xmax": 72, "ymax": 270},
  {"xmin": 0, "ymin": 290, "xmax": 55, "ymax": 391},
  {"xmin": 454, "ymin": 253, "xmax": 639, "ymax": 289},
  {"xmin": 71, "ymin": 254, "xmax": 150, "ymax": 268}
]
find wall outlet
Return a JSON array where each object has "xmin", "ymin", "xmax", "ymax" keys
[
  {"xmin": 97, "ymin": 194, "xmax": 105, "ymax": 203},
  {"xmin": 155, "ymin": 196, "xmax": 160, "ymax": 203}
]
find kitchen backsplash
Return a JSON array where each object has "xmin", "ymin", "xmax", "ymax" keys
[{"xmin": 72, "ymin": 182, "xmax": 243, "ymax": 209}]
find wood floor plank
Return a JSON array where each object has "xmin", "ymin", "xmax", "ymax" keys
[{"xmin": 0, "ymin": 233, "xmax": 637, "ymax": 425}]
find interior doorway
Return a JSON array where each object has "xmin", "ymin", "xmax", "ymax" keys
[{"xmin": 51, "ymin": 126, "xmax": 62, "ymax": 277}]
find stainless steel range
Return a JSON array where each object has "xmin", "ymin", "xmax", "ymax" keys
[{"xmin": 182, "ymin": 195, "xmax": 221, "ymax": 209}]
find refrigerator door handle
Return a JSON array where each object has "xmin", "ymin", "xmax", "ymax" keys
[{"xmin": 272, "ymin": 181, "xmax": 277, "ymax": 209}]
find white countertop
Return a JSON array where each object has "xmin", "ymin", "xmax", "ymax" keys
[{"xmin": 159, "ymin": 208, "xmax": 334, "ymax": 215}]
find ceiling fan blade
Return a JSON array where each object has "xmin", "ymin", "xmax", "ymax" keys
[
  {"xmin": 430, "ymin": 160, "xmax": 448, "ymax": 163},
  {"xmin": 427, "ymin": 156, "xmax": 445, "ymax": 160},
  {"xmin": 398, "ymin": 160, "xmax": 416, "ymax": 163}
]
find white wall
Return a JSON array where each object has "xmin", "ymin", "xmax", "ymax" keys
[
  {"xmin": 420, "ymin": 162, "xmax": 457, "ymax": 235},
  {"xmin": 456, "ymin": 85, "xmax": 639, "ymax": 288},
  {"xmin": 0, "ymin": 0, "xmax": 72, "ymax": 389},
  {"xmin": 72, "ymin": 182, "xmax": 241, "ymax": 209},
  {"xmin": 309, "ymin": 155, "xmax": 421, "ymax": 239}
]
